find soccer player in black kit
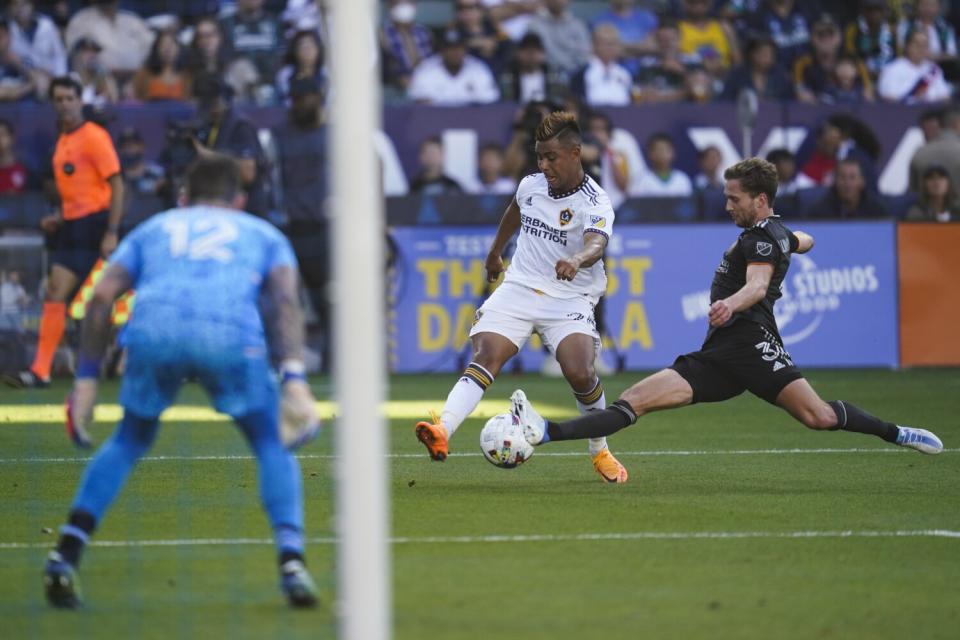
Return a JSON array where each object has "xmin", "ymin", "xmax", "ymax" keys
[{"xmin": 510, "ymin": 157, "xmax": 944, "ymax": 455}]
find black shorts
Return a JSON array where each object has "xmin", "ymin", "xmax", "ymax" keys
[
  {"xmin": 669, "ymin": 320, "xmax": 804, "ymax": 405},
  {"xmin": 50, "ymin": 210, "xmax": 108, "ymax": 277}
]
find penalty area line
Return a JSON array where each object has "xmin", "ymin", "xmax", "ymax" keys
[
  {"xmin": 2, "ymin": 529, "xmax": 959, "ymax": 550},
  {"xmin": 1, "ymin": 447, "xmax": 957, "ymax": 464}
]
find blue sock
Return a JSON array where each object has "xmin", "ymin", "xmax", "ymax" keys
[
  {"xmin": 72, "ymin": 411, "xmax": 160, "ymax": 521},
  {"xmin": 235, "ymin": 408, "xmax": 304, "ymax": 558},
  {"xmin": 540, "ymin": 427, "xmax": 551, "ymax": 444}
]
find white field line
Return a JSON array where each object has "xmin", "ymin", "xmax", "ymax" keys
[
  {"xmin": 1, "ymin": 447, "xmax": 957, "ymax": 464},
  {"xmin": 2, "ymin": 529, "xmax": 959, "ymax": 550}
]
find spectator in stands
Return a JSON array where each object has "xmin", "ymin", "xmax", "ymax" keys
[
  {"xmin": 844, "ymin": 0, "xmax": 898, "ymax": 80},
  {"xmin": 0, "ymin": 119, "xmax": 27, "ymax": 194},
  {"xmin": 720, "ymin": 35, "xmax": 793, "ymax": 101},
  {"xmin": 823, "ymin": 53, "xmax": 877, "ymax": 104},
  {"xmin": 910, "ymin": 105, "xmax": 960, "ymax": 198},
  {"xmin": 877, "ymin": 29, "xmax": 951, "ymax": 104},
  {"xmin": 693, "ymin": 145, "xmax": 723, "ymax": 190},
  {"xmin": 0, "ymin": 21, "xmax": 34, "ymax": 101},
  {"xmin": 682, "ymin": 65, "xmax": 717, "ymax": 102},
  {"xmin": 527, "ymin": 0, "xmax": 592, "ymax": 79},
  {"xmin": 272, "ymin": 75, "xmax": 331, "ymax": 370},
  {"xmin": 808, "ymin": 157, "xmax": 888, "ymax": 218},
  {"xmin": 896, "ymin": 0, "xmax": 957, "ymax": 64},
  {"xmin": 503, "ymin": 99, "xmax": 556, "ymax": 179},
  {"xmin": 68, "ymin": 36, "xmax": 118, "ymax": 105},
  {"xmin": 795, "ymin": 14, "xmax": 876, "ymax": 104},
  {"xmin": 482, "ymin": 0, "xmax": 542, "ymax": 42},
  {"xmin": 276, "ymin": 29, "xmax": 325, "ymax": 105},
  {"xmin": 409, "ymin": 136, "xmax": 464, "ymax": 195},
  {"xmin": 187, "ymin": 75, "xmax": 270, "ymax": 215},
  {"xmin": 918, "ymin": 107, "xmax": 943, "ymax": 141},
  {"xmin": 7, "ymin": 0, "xmax": 66, "ymax": 97},
  {"xmin": 745, "ymin": 0, "xmax": 811, "ymax": 71},
  {"xmin": 499, "ymin": 32, "xmax": 564, "ymax": 103},
  {"xmin": 583, "ymin": 111, "xmax": 629, "ymax": 207},
  {"xmin": 131, "ymin": 30, "xmax": 191, "ymax": 102},
  {"xmin": 799, "ymin": 120, "xmax": 841, "ymax": 185},
  {"xmin": 678, "ymin": 0, "xmax": 740, "ymax": 77},
  {"xmin": 450, "ymin": 0, "xmax": 511, "ymax": 74},
  {"xmin": 591, "ymin": 0, "xmax": 658, "ymax": 58},
  {"xmin": 0, "ymin": 270, "xmax": 28, "ymax": 331},
  {"xmin": 116, "ymin": 127, "xmax": 164, "ymax": 196},
  {"xmin": 634, "ymin": 18, "xmax": 701, "ymax": 103},
  {"xmin": 635, "ymin": 133, "xmax": 692, "ymax": 196},
  {"xmin": 220, "ymin": 0, "xmax": 282, "ymax": 102},
  {"xmin": 906, "ymin": 164, "xmax": 958, "ymax": 221},
  {"xmin": 407, "ymin": 29, "xmax": 499, "ymax": 105},
  {"xmin": 380, "ymin": 0, "xmax": 434, "ymax": 92},
  {"xmin": 65, "ymin": 0, "xmax": 153, "ymax": 75},
  {"xmin": 469, "ymin": 142, "xmax": 517, "ymax": 195},
  {"xmin": 570, "ymin": 24, "xmax": 635, "ymax": 107},
  {"xmin": 767, "ymin": 147, "xmax": 815, "ymax": 196}
]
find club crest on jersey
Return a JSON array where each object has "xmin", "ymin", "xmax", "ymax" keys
[
  {"xmin": 559, "ymin": 208, "xmax": 573, "ymax": 227},
  {"xmin": 589, "ymin": 215, "xmax": 606, "ymax": 228},
  {"xmin": 756, "ymin": 241, "xmax": 773, "ymax": 257}
]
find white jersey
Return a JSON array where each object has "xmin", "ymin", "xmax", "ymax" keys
[{"xmin": 505, "ymin": 173, "xmax": 613, "ymax": 303}]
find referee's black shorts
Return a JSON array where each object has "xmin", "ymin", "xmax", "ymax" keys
[
  {"xmin": 669, "ymin": 320, "xmax": 804, "ymax": 405},
  {"xmin": 49, "ymin": 210, "xmax": 108, "ymax": 277}
]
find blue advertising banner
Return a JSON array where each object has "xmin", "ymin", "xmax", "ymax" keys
[{"xmin": 389, "ymin": 221, "xmax": 898, "ymax": 372}]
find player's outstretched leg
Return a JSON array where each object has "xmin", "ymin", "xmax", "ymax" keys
[
  {"xmin": 44, "ymin": 411, "xmax": 160, "ymax": 608},
  {"xmin": 556, "ymin": 334, "xmax": 627, "ymax": 483},
  {"xmin": 235, "ymin": 409, "xmax": 318, "ymax": 608},
  {"xmin": 776, "ymin": 380, "xmax": 944, "ymax": 455},
  {"xmin": 416, "ymin": 333, "xmax": 516, "ymax": 461}
]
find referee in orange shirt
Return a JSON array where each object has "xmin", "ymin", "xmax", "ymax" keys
[{"xmin": 4, "ymin": 76, "xmax": 124, "ymax": 388}]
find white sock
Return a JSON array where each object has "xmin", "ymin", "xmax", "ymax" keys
[
  {"xmin": 439, "ymin": 362, "xmax": 494, "ymax": 438},
  {"xmin": 573, "ymin": 379, "xmax": 608, "ymax": 456}
]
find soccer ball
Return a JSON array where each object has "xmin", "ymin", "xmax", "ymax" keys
[{"xmin": 480, "ymin": 412, "xmax": 534, "ymax": 469}]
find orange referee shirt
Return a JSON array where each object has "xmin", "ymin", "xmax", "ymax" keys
[{"xmin": 53, "ymin": 121, "xmax": 120, "ymax": 221}]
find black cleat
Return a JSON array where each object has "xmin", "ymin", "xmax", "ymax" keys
[
  {"xmin": 3, "ymin": 370, "xmax": 50, "ymax": 389},
  {"xmin": 44, "ymin": 552, "xmax": 83, "ymax": 609}
]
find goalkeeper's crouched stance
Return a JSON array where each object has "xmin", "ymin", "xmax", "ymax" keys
[{"xmin": 46, "ymin": 155, "xmax": 321, "ymax": 610}]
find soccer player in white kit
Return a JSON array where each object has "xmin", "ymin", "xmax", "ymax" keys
[{"xmin": 415, "ymin": 111, "xmax": 628, "ymax": 483}]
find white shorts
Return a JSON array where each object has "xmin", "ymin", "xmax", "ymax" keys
[{"xmin": 469, "ymin": 282, "xmax": 601, "ymax": 354}]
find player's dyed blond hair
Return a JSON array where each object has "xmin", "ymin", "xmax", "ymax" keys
[
  {"xmin": 534, "ymin": 111, "xmax": 581, "ymax": 147},
  {"xmin": 723, "ymin": 157, "xmax": 779, "ymax": 205}
]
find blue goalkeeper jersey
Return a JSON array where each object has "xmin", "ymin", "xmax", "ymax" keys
[{"xmin": 110, "ymin": 205, "xmax": 297, "ymax": 344}]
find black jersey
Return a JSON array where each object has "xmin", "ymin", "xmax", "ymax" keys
[{"xmin": 708, "ymin": 215, "xmax": 799, "ymax": 338}]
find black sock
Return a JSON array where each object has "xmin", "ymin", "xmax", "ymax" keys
[
  {"xmin": 280, "ymin": 550, "xmax": 305, "ymax": 566},
  {"xmin": 546, "ymin": 400, "xmax": 638, "ymax": 442},
  {"xmin": 828, "ymin": 400, "xmax": 899, "ymax": 443},
  {"xmin": 55, "ymin": 510, "xmax": 96, "ymax": 567}
]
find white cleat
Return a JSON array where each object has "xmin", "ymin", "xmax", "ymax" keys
[
  {"xmin": 896, "ymin": 426, "xmax": 943, "ymax": 455},
  {"xmin": 510, "ymin": 389, "xmax": 546, "ymax": 445}
]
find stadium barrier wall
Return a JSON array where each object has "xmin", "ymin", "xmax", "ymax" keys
[
  {"xmin": 389, "ymin": 222, "xmax": 899, "ymax": 373},
  {"xmin": 897, "ymin": 223, "xmax": 960, "ymax": 367}
]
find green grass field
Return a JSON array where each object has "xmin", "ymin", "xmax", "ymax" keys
[{"xmin": 1, "ymin": 369, "xmax": 958, "ymax": 639}]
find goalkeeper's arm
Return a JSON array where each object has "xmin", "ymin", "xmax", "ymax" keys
[
  {"xmin": 264, "ymin": 265, "xmax": 320, "ymax": 449},
  {"xmin": 67, "ymin": 264, "xmax": 132, "ymax": 448}
]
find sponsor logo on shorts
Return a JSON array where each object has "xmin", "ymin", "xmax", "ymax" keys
[{"xmin": 559, "ymin": 208, "xmax": 573, "ymax": 227}]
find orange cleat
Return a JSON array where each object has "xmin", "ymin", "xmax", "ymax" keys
[
  {"xmin": 592, "ymin": 449, "xmax": 628, "ymax": 484},
  {"xmin": 415, "ymin": 411, "xmax": 449, "ymax": 461}
]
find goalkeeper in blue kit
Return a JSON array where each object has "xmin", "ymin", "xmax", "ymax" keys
[{"xmin": 44, "ymin": 155, "xmax": 322, "ymax": 609}]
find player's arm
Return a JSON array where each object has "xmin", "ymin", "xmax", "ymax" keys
[
  {"xmin": 102, "ymin": 173, "xmax": 124, "ymax": 256},
  {"xmin": 708, "ymin": 262, "xmax": 773, "ymax": 327},
  {"xmin": 67, "ymin": 264, "xmax": 133, "ymax": 448},
  {"xmin": 264, "ymin": 264, "xmax": 320, "ymax": 449},
  {"xmin": 792, "ymin": 230, "xmax": 814, "ymax": 254},
  {"xmin": 485, "ymin": 198, "xmax": 522, "ymax": 282},
  {"xmin": 556, "ymin": 231, "xmax": 607, "ymax": 281}
]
